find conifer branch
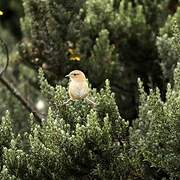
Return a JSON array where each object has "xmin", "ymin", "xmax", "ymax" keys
[{"xmin": 0, "ymin": 37, "xmax": 42, "ymax": 125}]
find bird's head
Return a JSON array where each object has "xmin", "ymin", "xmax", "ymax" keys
[{"xmin": 65, "ymin": 70, "xmax": 86, "ymax": 81}]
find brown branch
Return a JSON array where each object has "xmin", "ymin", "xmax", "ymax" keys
[
  {"xmin": 0, "ymin": 37, "xmax": 42, "ymax": 125},
  {"xmin": 0, "ymin": 76, "xmax": 42, "ymax": 125}
]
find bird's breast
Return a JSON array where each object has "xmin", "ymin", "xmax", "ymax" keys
[{"xmin": 69, "ymin": 81, "xmax": 89, "ymax": 100}]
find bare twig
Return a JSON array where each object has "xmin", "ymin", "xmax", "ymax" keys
[
  {"xmin": 0, "ymin": 77, "xmax": 42, "ymax": 125},
  {"xmin": 0, "ymin": 37, "xmax": 42, "ymax": 125},
  {"xmin": 85, "ymin": 97, "xmax": 96, "ymax": 107},
  {"xmin": 61, "ymin": 98, "xmax": 71, "ymax": 107}
]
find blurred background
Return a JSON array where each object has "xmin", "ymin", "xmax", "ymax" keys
[{"xmin": 0, "ymin": 0, "xmax": 23, "ymax": 40}]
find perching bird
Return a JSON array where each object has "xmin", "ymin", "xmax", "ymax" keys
[{"xmin": 64, "ymin": 70, "xmax": 96, "ymax": 106}]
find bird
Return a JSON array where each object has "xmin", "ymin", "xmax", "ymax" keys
[{"xmin": 64, "ymin": 70, "xmax": 96, "ymax": 107}]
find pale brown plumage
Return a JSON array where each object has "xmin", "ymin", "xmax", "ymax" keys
[{"xmin": 64, "ymin": 70, "xmax": 96, "ymax": 106}]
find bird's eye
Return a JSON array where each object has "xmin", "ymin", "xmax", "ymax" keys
[{"xmin": 73, "ymin": 73, "xmax": 78, "ymax": 76}]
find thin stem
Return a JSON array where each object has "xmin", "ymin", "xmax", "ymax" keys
[
  {"xmin": 85, "ymin": 97, "xmax": 96, "ymax": 107},
  {"xmin": 0, "ymin": 37, "xmax": 42, "ymax": 125},
  {"xmin": 0, "ymin": 76, "xmax": 42, "ymax": 125}
]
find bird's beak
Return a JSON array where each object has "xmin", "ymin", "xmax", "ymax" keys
[{"xmin": 65, "ymin": 74, "xmax": 70, "ymax": 78}]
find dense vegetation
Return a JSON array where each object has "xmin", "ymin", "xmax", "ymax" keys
[{"xmin": 0, "ymin": 0, "xmax": 179, "ymax": 179}]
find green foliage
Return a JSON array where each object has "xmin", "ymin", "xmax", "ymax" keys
[
  {"xmin": 81, "ymin": 29, "xmax": 118, "ymax": 87},
  {"xmin": 18, "ymin": 0, "xmax": 171, "ymax": 120},
  {"xmin": 0, "ymin": 24, "xmax": 40, "ymax": 132},
  {"xmin": 157, "ymin": 7, "xmax": 180, "ymax": 81},
  {"xmin": 0, "ymin": 111, "xmax": 13, "ymax": 168},
  {"xmin": 1, "ymin": 70, "xmax": 129, "ymax": 179},
  {"xmin": 0, "ymin": 165, "xmax": 18, "ymax": 180},
  {"xmin": 0, "ymin": 0, "xmax": 179, "ymax": 179},
  {"xmin": 135, "ymin": 0, "xmax": 170, "ymax": 31},
  {"xmin": 82, "ymin": 0, "xmax": 150, "ymax": 65},
  {"xmin": 84, "ymin": 0, "xmax": 147, "ymax": 36},
  {"xmin": 81, "ymin": 0, "xmax": 162, "ymax": 119},
  {"xmin": 130, "ymin": 63, "xmax": 180, "ymax": 179},
  {"xmin": 19, "ymin": 0, "xmax": 85, "ymax": 79},
  {"xmin": 0, "ymin": 63, "xmax": 40, "ymax": 133}
]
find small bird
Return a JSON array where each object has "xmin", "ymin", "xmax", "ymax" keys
[{"xmin": 64, "ymin": 70, "xmax": 96, "ymax": 106}]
